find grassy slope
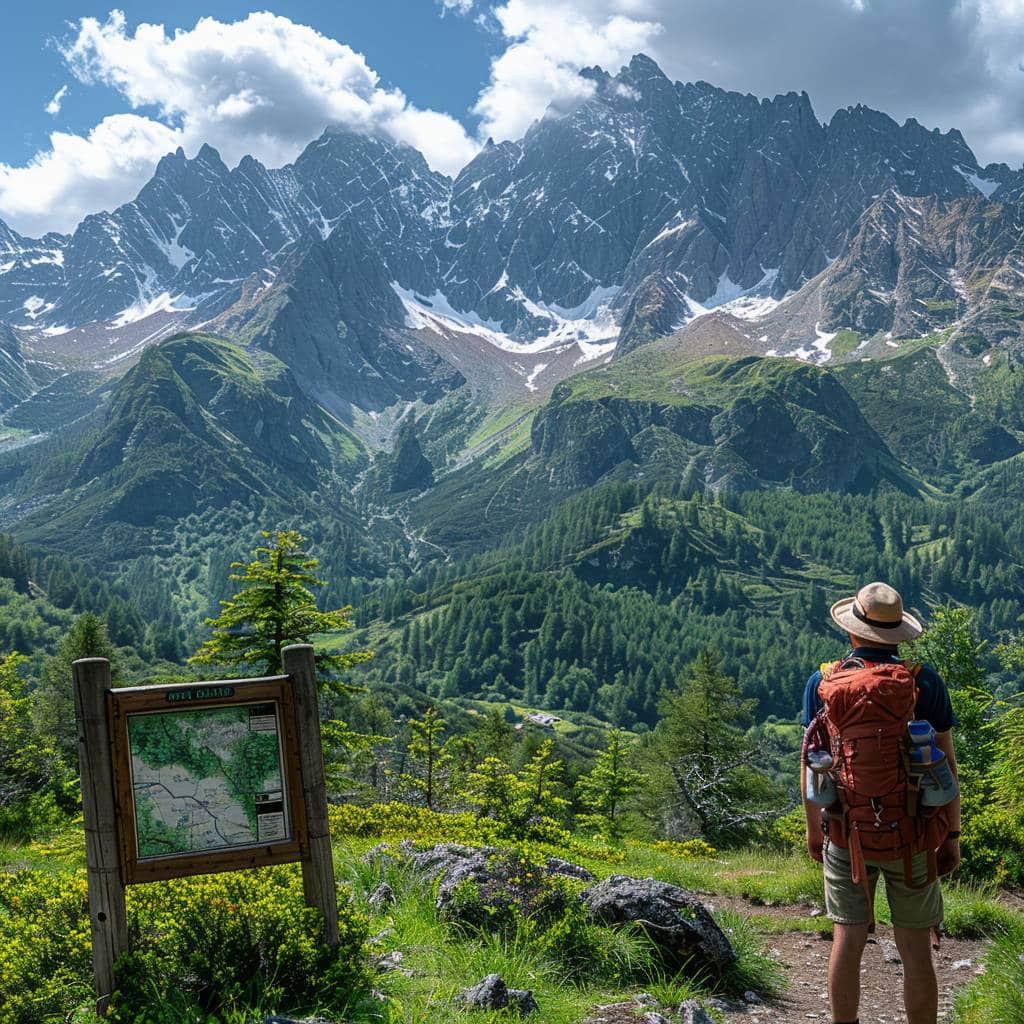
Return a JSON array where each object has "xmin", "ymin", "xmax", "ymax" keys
[{"xmin": 3, "ymin": 827, "xmax": 1020, "ymax": 1024}]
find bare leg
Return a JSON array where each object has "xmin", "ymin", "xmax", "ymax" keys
[
  {"xmin": 894, "ymin": 925, "xmax": 938, "ymax": 1024},
  {"xmin": 829, "ymin": 922, "xmax": 870, "ymax": 1022}
]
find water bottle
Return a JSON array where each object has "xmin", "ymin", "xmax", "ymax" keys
[
  {"xmin": 805, "ymin": 750, "xmax": 838, "ymax": 807},
  {"xmin": 908, "ymin": 720, "xmax": 959, "ymax": 807}
]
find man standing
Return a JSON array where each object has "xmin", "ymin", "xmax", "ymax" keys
[{"xmin": 801, "ymin": 582, "xmax": 961, "ymax": 1024}]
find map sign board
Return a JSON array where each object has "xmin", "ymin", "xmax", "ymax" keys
[{"xmin": 108, "ymin": 678, "xmax": 309, "ymax": 883}]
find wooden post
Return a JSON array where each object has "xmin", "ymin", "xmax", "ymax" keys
[
  {"xmin": 282, "ymin": 644, "xmax": 339, "ymax": 946},
  {"xmin": 73, "ymin": 658, "xmax": 128, "ymax": 1015}
]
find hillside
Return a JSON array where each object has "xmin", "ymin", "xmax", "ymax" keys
[{"xmin": 2, "ymin": 811, "xmax": 1021, "ymax": 1024}]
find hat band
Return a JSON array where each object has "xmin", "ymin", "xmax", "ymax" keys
[{"xmin": 852, "ymin": 601, "xmax": 902, "ymax": 631}]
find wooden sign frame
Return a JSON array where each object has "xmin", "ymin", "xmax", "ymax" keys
[
  {"xmin": 73, "ymin": 644, "xmax": 339, "ymax": 1016},
  {"xmin": 107, "ymin": 676, "xmax": 310, "ymax": 884}
]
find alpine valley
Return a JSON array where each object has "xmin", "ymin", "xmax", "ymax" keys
[{"xmin": 3, "ymin": 53, "xmax": 1024, "ymax": 722}]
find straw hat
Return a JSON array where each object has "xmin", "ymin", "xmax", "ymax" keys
[{"xmin": 830, "ymin": 581, "xmax": 923, "ymax": 645}]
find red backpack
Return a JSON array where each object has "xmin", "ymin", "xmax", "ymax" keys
[{"xmin": 803, "ymin": 657, "xmax": 951, "ymax": 922}]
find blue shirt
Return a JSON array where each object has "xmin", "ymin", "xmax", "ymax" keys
[{"xmin": 801, "ymin": 646, "xmax": 957, "ymax": 732}]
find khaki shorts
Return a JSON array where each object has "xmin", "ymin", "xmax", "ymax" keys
[{"xmin": 823, "ymin": 840, "xmax": 944, "ymax": 930}]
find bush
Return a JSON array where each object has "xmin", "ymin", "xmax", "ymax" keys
[
  {"xmin": 0, "ymin": 870, "xmax": 93, "ymax": 1024},
  {"xmin": 329, "ymin": 801, "xmax": 625, "ymax": 863},
  {"xmin": 112, "ymin": 866, "xmax": 370, "ymax": 1022},
  {"xmin": 650, "ymin": 838, "xmax": 718, "ymax": 860},
  {"xmin": 959, "ymin": 799, "xmax": 1024, "ymax": 887},
  {"xmin": 769, "ymin": 805, "xmax": 806, "ymax": 850},
  {"xmin": 0, "ymin": 865, "xmax": 370, "ymax": 1024}
]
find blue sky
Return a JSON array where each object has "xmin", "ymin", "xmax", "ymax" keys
[
  {"xmin": 0, "ymin": 3, "xmax": 494, "ymax": 168},
  {"xmin": 3, "ymin": 2, "xmax": 1024, "ymax": 237}
]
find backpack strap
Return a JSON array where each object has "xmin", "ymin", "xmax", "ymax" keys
[{"xmin": 847, "ymin": 822, "xmax": 877, "ymax": 931}]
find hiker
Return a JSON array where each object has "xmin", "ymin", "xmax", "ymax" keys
[{"xmin": 800, "ymin": 582, "xmax": 961, "ymax": 1024}]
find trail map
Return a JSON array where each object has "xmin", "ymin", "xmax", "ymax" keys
[{"xmin": 127, "ymin": 702, "xmax": 289, "ymax": 858}]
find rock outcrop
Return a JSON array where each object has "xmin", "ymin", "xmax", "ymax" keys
[
  {"xmin": 455, "ymin": 974, "xmax": 538, "ymax": 1015},
  {"xmin": 581, "ymin": 875, "xmax": 736, "ymax": 974}
]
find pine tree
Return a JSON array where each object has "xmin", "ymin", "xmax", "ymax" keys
[
  {"xmin": 1, "ymin": 653, "xmax": 69, "ymax": 840},
  {"xmin": 644, "ymin": 648, "xmax": 779, "ymax": 843},
  {"xmin": 465, "ymin": 740, "xmax": 568, "ymax": 838},
  {"xmin": 398, "ymin": 706, "xmax": 452, "ymax": 810},
  {"xmin": 35, "ymin": 613, "xmax": 119, "ymax": 759},
  {"xmin": 190, "ymin": 530, "xmax": 372, "ymax": 688},
  {"xmin": 576, "ymin": 729, "xmax": 647, "ymax": 842}
]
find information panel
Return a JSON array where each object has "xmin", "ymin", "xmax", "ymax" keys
[
  {"xmin": 128, "ymin": 702, "xmax": 290, "ymax": 857},
  {"xmin": 108, "ymin": 678, "xmax": 309, "ymax": 883}
]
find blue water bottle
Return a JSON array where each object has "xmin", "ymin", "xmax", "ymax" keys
[{"xmin": 908, "ymin": 720, "xmax": 959, "ymax": 806}]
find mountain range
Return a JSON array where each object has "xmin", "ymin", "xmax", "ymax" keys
[{"xmin": 3, "ymin": 52, "xmax": 1024, "ymax": 621}]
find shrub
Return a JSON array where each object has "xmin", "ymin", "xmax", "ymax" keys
[
  {"xmin": 769, "ymin": 805, "xmax": 806, "ymax": 850},
  {"xmin": 650, "ymin": 838, "xmax": 718, "ymax": 860},
  {"xmin": 0, "ymin": 870, "xmax": 93, "ymax": 1024},
  {"xmin": 329, "ymin": 801, "xmax": 625, "ymax": 863},
  {"xmin": 111, "ymin": 865, "xmax": 370, "ymax": 1022}
]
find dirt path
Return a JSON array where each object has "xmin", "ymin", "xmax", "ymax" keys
[
  {"xmin": 587, "ymin": 896, "xmax": 987, "ymax": 1024},
  {"xmin": 710, "ymin": 895, "xmax": 986, "ymax": 1023}
]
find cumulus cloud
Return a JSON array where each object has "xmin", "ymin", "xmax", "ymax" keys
[
  {"xmin": 474, "ymin": 1, "xmax": 661, "ymax": 141},
  {"xmin": 6, "ymin": 2, "xmax": 1024, "ymax": 237},
  {"xmin": 468, "ymin": 0, "xmax": 1024, "ymax": 167},
  {"xmin": 45, "ymin": 85, "xmax": 68, "ymax": 116},
  {"xmin": 0, "ymin": 115, "xmax": 181, "ymax": 236},
  {"xmin": 0, "ymin": 10, "xmax": 478, "ymax": 235}
]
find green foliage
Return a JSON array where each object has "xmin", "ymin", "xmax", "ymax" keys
[
  {"xmin": 360, "ymin": 480, "xmax": 1024, "ymax": 728},
  {"xmin": 906, "ymin": 606, "xmax": 1024, "ymax": 885},
  {"xmin": 444, "ymin": 853, "xmax": 663, "ymax": 987},
  {"xmin": 714, "ymin": 909, "xmax": 786, "ymax": 998},
  {"xmin": 0, "ymin": 653, "xmax": 70, "ymax": 842},
  {"xmin": 642, "ymin": 649, "xmax": 784, "ymax": 845},
  {"xmin": 397, "ymin": 706, "xmax": 456, "ymax": 810},
  {"xmin": 34, "ymin": 613, "xmax": 119, "ymax": 761},
  {"xmin": 943, "ymin": 884, "xmax": 1024, "ymax": 942},
  {"xmin": 0, "ymin": 870, "xmax": 93, "ymax": 1024},
  {"xmin": 190, "ymin": 529, "xmax": 372, "ymax": 687},
  {"xmin": 576, "ymin": 729, "xmax": 647, "ymax": 843},
  {"xmin": 113, "ymin": 866, "xmax": 369, "ymax": 1022},
  {"xmin": 465, "ymin": 740, "xmax": 570, "ymax": 841},
  {"xmin": 953, "ymin": 933, "xmax": 1024, "ymax": 1024}
]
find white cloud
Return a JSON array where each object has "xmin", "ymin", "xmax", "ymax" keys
[
  {"xmin": 468, "ymin": 0, "xmax": 1024, "ymax": 166},
  {"xmin": 45, "ymin": 85, "xmax": 68, "ymax": 116},
  {"xmin": 0, "ymin": 115, "xmax": 181, "ymax": 236},
  {"xmin": 473, "ymin": 1, "xmax": 661, "ymax": 141},
  {"xmin": 0, "ymin": 10, "xmax": 478, "ymax": 235},
  {"xmin": 7, "ymin": 1, "xmax": 1024, "ymax": 238}
]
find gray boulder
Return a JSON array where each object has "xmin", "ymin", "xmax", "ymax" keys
[
  {"xmin": 455, "ymin": 974, "xmax": 537, "ymax": 1015},
  {"xmin": 581, "ymin": 875, "xmax": 735, "ymax": 974},
  {"xmin": 367, "ymin": 882, "xmax": 396, "ymax": 911},
  {"xmin": 405, "ymin": 843, "xmax": 593, "ymax": 917},
  {"xmin": 678, "ymin": 1001, "xmax": 716, "ymax": 1024}
]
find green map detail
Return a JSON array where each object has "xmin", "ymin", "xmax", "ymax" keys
[{"xmin": 128, "ymin": 705, "xmax": 287, "ymax": 858}]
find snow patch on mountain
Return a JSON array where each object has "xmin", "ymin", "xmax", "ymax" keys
[
  {"xmin": 788, "ymin": 323, "xmax": 837, "ymax": 364},
  {"xmin": 681, "ymin": 269, "xmax": 783, "ymax": 325},
  {"xmin": 955, "ymin": 166, "xmax": 1000, "ymax": 198},
  {"xmin": 111, "ymin": 290, "xmax": 201, "ymax": 328},
  {"xmin": 394, "ymin": 283, "xmax": 621, "ymax": 357}
]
